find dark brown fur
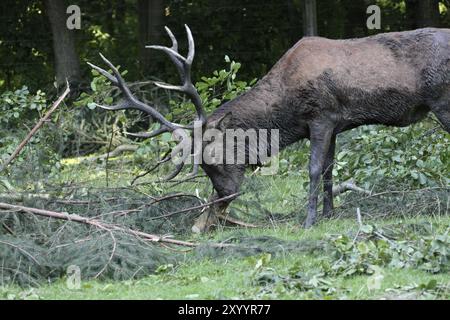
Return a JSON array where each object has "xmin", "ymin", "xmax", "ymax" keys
[{"xmin": 196, "ymin": 28, "xmax": 450, "ymax": 231}]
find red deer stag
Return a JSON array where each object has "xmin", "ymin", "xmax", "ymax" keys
[{"xmin": 88, "ymin": 26, "xmax": 450, "ymax": 232}]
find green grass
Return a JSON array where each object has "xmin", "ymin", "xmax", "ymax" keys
[
  {"xmin": 1, "ymin": 153, "xmax": 449, "ymax": 300},
  {"xmin": 1, "ymin": 216, "xmax": 448, "ymax": 300}
]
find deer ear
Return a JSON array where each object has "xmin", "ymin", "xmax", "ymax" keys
[{"xmin": 211, "ymin": 112, "xmax": 233, "ymax": 131}]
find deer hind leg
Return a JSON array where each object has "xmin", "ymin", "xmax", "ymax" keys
[
  {"xmin": 322, "ymin": 134, "xmax": 336, "ymax": 217},
  {"xmin": 304, "ymin": 122, "xmax": 334, "ymax": 228}
]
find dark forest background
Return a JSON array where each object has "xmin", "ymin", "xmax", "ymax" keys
[{"xmin": 1, "ymin": 0, "xmax": 450, "ymax": 93}]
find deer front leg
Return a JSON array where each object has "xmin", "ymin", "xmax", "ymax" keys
[
  {"xmin": 322, "ymin": 134, "xmax": 336, "ymax": 217},
  {"xmin": 304, "ymin": 122, "xmax": 334, "ymax": 228}
]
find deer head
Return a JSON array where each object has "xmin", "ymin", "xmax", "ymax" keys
[{"xmin": 88, "ymin": 25, "xmax": 245, "ymax": 231}]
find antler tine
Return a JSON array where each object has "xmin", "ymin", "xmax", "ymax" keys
[
  {"xmin": 188, "ymin": 162, "xmax": 199, "ymax": 178},
  {"xmin": 163, "ymin": 163, "xmax": 185, "ymax": 181},
  {"xmin": 125, "ymin": 125, "xmax": 171, "ymax": 139},
  {"xmin": 185, "ymin": 24, "xmax": 195, "ymax": 64},
  {"xmin": 165, "ymin": 26, "xmax": 178, "ymax": 51},
  {"xmin": 145, "ymin": 44, "xmax": 186, "ymax": 64},
  {"xmin": 87, "ymin": 53, "xmax": 183, "ymax": 131},
  {"xmin": 98, "ymin": 53, "xmax": 134, "ymax": 97},
  {"xmin": 163, "ymin": 26, "xmax": 185, "ymax": 79},
  {"xmin": 146, "ymin": 26, "xmax": 206, "ymax": 124},
  {"xmin": 87, "ymin": 62, "xmax": 118, "ymax": 85},
  {"xmin": 88, "ymin": 26, "xmax": 207, "ymax": 183},
  {"xmin": 93, "ymin": 99, "xmax": 132, "ymax": 111}
]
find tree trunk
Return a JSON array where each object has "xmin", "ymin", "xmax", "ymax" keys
[
  {"xmin": 302, "ymin": 0, "xmax": 318, "ymax": 36},
  {"xmin": 138, "ymin": 0, "xmax": 165, "ymax": 69},
  {"xmin": 45, "ymin": 0, "xmax": 81, "ymax": 88},
  {"xmin": 406, "ymin": 0, "xmax": 440, "ymax": 29}
]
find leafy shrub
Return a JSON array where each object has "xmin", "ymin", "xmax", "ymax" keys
[
  {"xmin": 280, "ymin": 120, "xmax": 450, "ymax": 189},
  {"xmin": 0, "ymin": 86, "xmax": 46, "ymax": 128},
  {"xmin": 0, "ymin": 86, "xmax": 62, "ymax": 178},
  {"xmin": 323, "ymin": 223, "xmax": 449, "ymax": 276}
]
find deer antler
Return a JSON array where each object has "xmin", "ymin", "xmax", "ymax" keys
[
  {"xmin": 87, "ymin": 25, "xmax": 206, "ymax": 180},
  {"xmin": 146, "ymin": 25, "xmax": 206, "ymax": 124}
]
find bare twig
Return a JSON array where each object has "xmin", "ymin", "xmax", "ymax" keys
[
  {"xmin": 356, "ymin": 207, "xmax": 363, "ymax": 228},
  {"xmin": 94, "ymin": 229, "xmax": 117, "ymax": 278},
  {"xmin": 83, "ymin": 144, "xmax": 138, "ymax": 162},
  {"xmin": 333, "ymin": 179, "xmax": 372, "ymax": 196},
  {"xmin": 0, "ymin": 83, "xmax": 70, "ymax": 171},
  {"xmin": 217, "ymin": 214, "xmax": 259, "ymax": 228},
  {"xmin": 0, "ymin": 240, "xmax": 40, "ymax": 265},
  {"xmin": 92, "ymin": 193, "xmax": 203, "ymax": 219},
  {"xmin": 148, "ymin": 192, "xmax": 242, "ymax": 220},
  {"xmin": 1, "ymin": 223, "xmax": 14, "ymax": 235}
]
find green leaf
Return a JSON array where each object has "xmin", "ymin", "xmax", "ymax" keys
[
  {"xmin": 360, "ymin": 225, "xmax": 374, "ymax": 234},
  {"xmin": 357, "ymin": 242, "xmax": 369, "ymax": 254},
  {"xmin": 160, "ymin": 132, "xmax": 172, "ymax": 142}
]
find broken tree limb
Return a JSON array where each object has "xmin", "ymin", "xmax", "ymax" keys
[
  {"xmin": 0, "ymin": 202, "xmax": 243, "ymax": 249},
  {"xmin": 0, "ymin": 192, "xmax": 51, "ymax": 202},
  {"xmin": 83, "ymin": 144, "xmax": 138, "ymax": 162},
  {"xmin": 0, "ymin": 83, "xmax": 70, "ymax": 172},
  {"xmin": 0, "ymin": 201, "xmax": 197, "ymax": 247},
  {"xmin": 218, "ymin": 214, "xmax": 259, "ymax": 228},
  {"xmin": 332, "ymin": 179, "xmax": 372, "ymax": 196}
]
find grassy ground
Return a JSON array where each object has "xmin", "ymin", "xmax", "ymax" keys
[
  {"xmin": 0, "ymin": 155, "xmax": 449, "ymax": 300},
  {"xmin": 1, "ymin": 216, "xmax": 449, "ymax": 300}
]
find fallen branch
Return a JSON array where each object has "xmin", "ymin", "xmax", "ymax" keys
[
  {"xmin": 0, "ymin": 202, "xmax": 197, "ymax": 247},
  {"xmin": 0, "ymin": 202, "xmax": 242, "ymax": 249},
  {"xmin": 0, "ymin": 193, "xmax": 51, "ymax": 202},
  {"xmin": 0, "ymin": 193, "xmax": 129, "ymax": 205},
  {"xmin": 148, "ymin": 192, "xmax": 242, "ymax": 220},
  {"xmin": 0, "ymin": 83, "xmax": 70, "ymax": 172},
  {"xmin": 218, "ymin": 214, "xmax": 259, "ymax": 228},
  {"xmin": 84, "ymin": 144, "xmax": 138, "ymax": 162},
  {"xmin": 333, "ymin": 179, "xmax": 372, "ymax": 196}
]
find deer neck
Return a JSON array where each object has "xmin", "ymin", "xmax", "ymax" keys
[{"xmin": 212, "ymin": 77, "xmax": 308, "ymax": 150}]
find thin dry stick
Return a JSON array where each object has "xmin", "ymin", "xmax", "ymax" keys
[
  {"xmin": 0, "ymin": 83, "xmax": 70, "ymax": 171},
  {"xmin": 92, "ymin": 193, "xmax": 203, "ymax": 219},
  {"xmin": 93, "ymin": 228, "xmax": 117, "ymax": 278},
  {"xmin": 217, "ymin": 214, "xmax": 259, "ymax": 228},
  {"xmin": 333, "ymin": 179, "xmax": 372, "ymax": 196},
  {"xmin": 84, "ymin": 144, "xmax": 138, "ymax": 162},
  {"xmin": 0, "ymin": 240, "xmax": 40, "ymax": 265},
  {"xmin": 147, "ymin": 192, "xmax": 258, "ymax": 228},
  {"xmin": 148, "ymin": 192, "xmax": 242, "ymax": 220},
  {"xmin": 2, "ymin": 222, "xmax": 15, "ymax": 235}
]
